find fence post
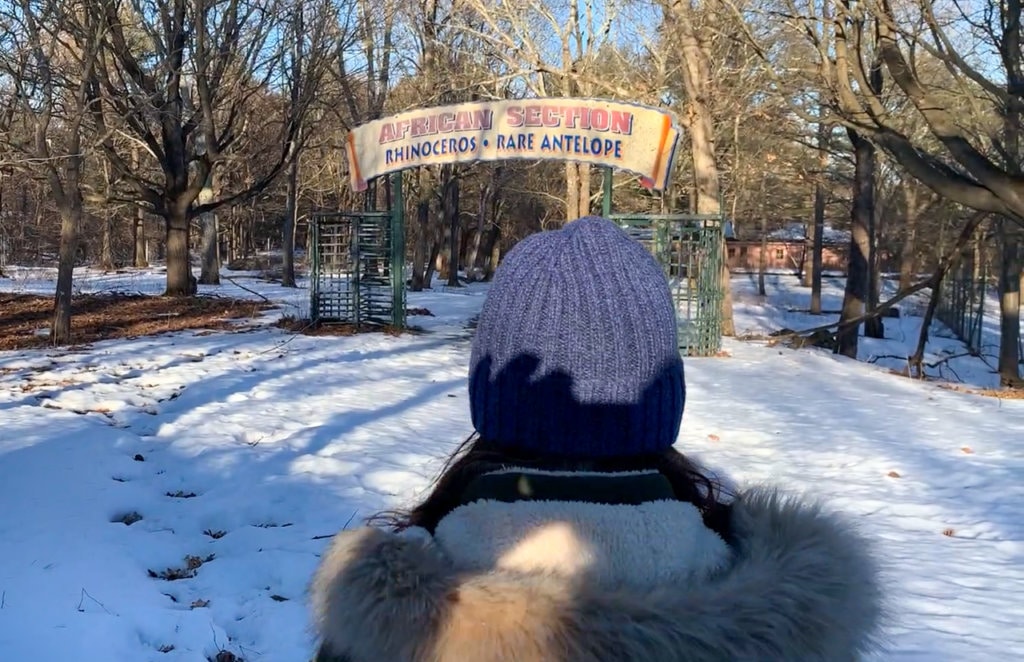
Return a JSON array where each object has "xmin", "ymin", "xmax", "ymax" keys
[{"xmin": 391, "ymin": 171, "xmax": 406, "ymax": 328}]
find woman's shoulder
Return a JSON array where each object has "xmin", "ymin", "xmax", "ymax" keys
[{"xmin": 310, "ymin": 486, "xmax": 886, "ymax": 662}]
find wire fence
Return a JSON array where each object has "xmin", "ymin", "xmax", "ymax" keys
[{"xmin": 936, "ymin": 247, "xmax": 988, "ymax": 354}]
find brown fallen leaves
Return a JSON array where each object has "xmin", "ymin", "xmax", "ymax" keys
[{"xmin": 0, "ymin": 293, "xmax": 271, "ymax": 351}]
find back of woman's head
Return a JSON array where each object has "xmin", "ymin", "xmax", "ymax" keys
[
  {"xmin": 378, "ymin": 217, "xmax": 730, "ymax": 537},
  {"xmin": 468, "ymin": 216, "xmax": 685, "ymax": 460}
]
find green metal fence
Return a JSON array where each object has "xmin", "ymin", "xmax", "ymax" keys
[
  {"xmin": 936, "ymin": 247, "xmax": 988, "ymax": 353},
  {"xmin": 309, "ymin": 210, "xmax": 406, "ymax": 328},
  {"xmin": 612, "ymin": 214, "xmax": 725, "ymax": 356}
]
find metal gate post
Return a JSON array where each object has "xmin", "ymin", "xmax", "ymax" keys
[
  {"xmin": 309, "ymin": 219, "xmax": 320, "ymax": 324},
  {"xmin": 351, "ymin": 215, "xmax": 362, "ymax": 327},
  {"xmin": 391, "ymin": 171, "xmax": 406, "ymax": 328}
]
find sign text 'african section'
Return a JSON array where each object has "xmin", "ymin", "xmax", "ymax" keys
[{"xmin": 346, "ymin": 99, "xmax": 681, "ymax": 192}]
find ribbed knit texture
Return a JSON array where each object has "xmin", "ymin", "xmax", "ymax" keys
[{"xmin": 468, "ymin": 216, "xmax": 685, "ymax": 458}]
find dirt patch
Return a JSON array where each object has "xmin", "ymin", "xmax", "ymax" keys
[
  {"xmin": 165, "ymin": 490, "xmax": 199, "ymax": 498},
  {"xmin": 938, "ymin": 383, "xmax": 1024, "ymax": 399},
  {"xmin": 209, "ymin": 651, "xmax": 245, "ymax": 662},
  {"xmin": 225, "ymin": 253, "xmax": 307, "ymax": 283},
  {"xmin": 273, "ymin": 316, "xmax": 412, "ymax": 337},
  {"xmin": 148, "ymin": 554, "xmax": 215, "ymax": 581},
  {"xmin": 0, "ymin": 293, "xmax": 274, "ymax": 351},
  {"xmin": 111, "ymin": 511, "xmax": 143, "ymax": 526}
]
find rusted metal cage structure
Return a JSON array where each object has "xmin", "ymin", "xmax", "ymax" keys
[{"xmin": 308, "ymin": 208, "xmax": 406, "ymax": 328}]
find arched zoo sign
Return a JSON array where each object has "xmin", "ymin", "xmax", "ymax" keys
[{"xmin": 346, "ymin": 98, "xmax": 681, "ymax": 192}]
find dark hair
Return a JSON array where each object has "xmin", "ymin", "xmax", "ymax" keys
[{"xmin": 371, "ymin": 434, "xmax": 734, "ymax": 540}]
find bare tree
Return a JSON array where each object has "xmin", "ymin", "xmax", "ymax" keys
[
  {"xmin": 2, "ymin": 0, "xmax": 105, "ymax": 343},
  {"xmin": 661, "ymin": 0, "xmax": 736, "ymax": 336},
  {"xmin": 279, "ymin": 0, "xmax": 335, "ymax": 287},
  {"xmin": 995, "ymin": 0, "xmax": 1024, "ymax": 386},
  {"xmin": 731, "ymin": 0, "xmax": 1022, "ymax": 379},
  {"xmin": 129, "ymin": 145, "xmax": 149, "ymax": 267},
  {"xmin": 741, "ymin": 0, "xmax": 1024, "ymax": 222},
  {"xmin": 457, "ymin": 0, "xmax": 630, "ymax": 221},
  {"xmin": 85, "ymin": 0, "xmax": 313, "ymax": 296}
]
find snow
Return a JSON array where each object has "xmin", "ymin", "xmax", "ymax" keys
[
  {"xmin": 2, "ymin": 267, "xmax": 1024, "ymax": 661},
  {"xmin": 732, "ymin": 272, "xmax": 1021, "ymax": 389}
]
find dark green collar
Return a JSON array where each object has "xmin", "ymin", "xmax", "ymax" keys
[{"xmin": 458, "ymin": 470, "xmax": 677, "ymax": 507}]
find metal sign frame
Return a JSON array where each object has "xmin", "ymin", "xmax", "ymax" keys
[{"xmin": 307, "ymin": 97, "xmax": 723, "ymax": 354}]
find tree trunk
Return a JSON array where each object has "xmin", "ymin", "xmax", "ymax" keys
[
  {"xmin": 436, "ymin": 233, "xmax": 449, "ymax": 280},
  {"xmin": 409, "ymin": 224, "xmax": 430, "ymax": 288},
  {"xmin": 197, "ymin": 160, "xmax": 221, "ymax": 285},
  {"xmin": 425, "ymin": 236, "xmax": 442, "ymax": 286},
  {"xmin": 486, "ymin": 232, "xmax": 502, "ymax": 279},
  {"xmin": 810, "ymin": 168, "xmax": 826, "ymax": 313},
  {"xmin": 281, "ymin": 154, "xmax": 300, "ymax": 287},
  {"xmin": 51, "ymin": 205, "xmax": 81, "ymax": 344},
  {"xmin": 911, "ymin": 279, "xmax": 943, "ymax": 379},
  {"xmin": 478, "ymin": 224, "xmax": 501, "ymax": 280},
  {"xmin": 198, "ymin": 209, "xmax": 219, "ymax": 285},
  {"xmin": 837, "ymin": 128, "xmax": 875, "ymax": 358},
  {"xmin": 465, "ymin": 187, "xmax": 486, "ymax": 280},
  {"xmin": 997, "ymin": 219, "xmax": 1023, "ymax": 386},
  {"xmin": 670, "ymin": 0, "xmax": 734, "ymax": 336},
  {"xmin": 866, "ymin": 197, "xmax": 884, "ymax": 338},
  {"xmin": 410, "ymin": 166, "xmax": 436, "ymax": 291},
  {"xmin": 100, "ymin": 210, "xmax": 115, "ymax": 271},
  {"xmin": 909, "ymin": 214, "xmax": 988, "ymax": 377},
  {"xmin": 466, "ymin": 225, "xmax": 483, "ymax": 279},
  {"xmin": 855, "ymin": 45, "xmax": 884, "ymax": 341},
  {"xmin": 997, "ymin": 28, "xmax": 1022, "ymax": 386},
  {"xmin": 757, "ymin": 175, "xmax": 769, "ymax": 296},
  {"xmin": 807, "ymin": 11, "xmax": 830, "ymax": 308},
  {"xmin": 801, "ymin": 189, "xmax": 813, "ymax": 287},
  {"xmin": 133, "ymin": 206, "xmax": 148, "ymax": 268},
  {"xmin": 130, "ymin": 147, "xmax": 148, "ymax": 268},
  {"xmin": 445, "ymin": 168, "xmax": 461, "ymax": 287},
  {"xmin": 165, "ymin": 208, "xmax": 196, "ymax": 296},
  {"xmin": 898, "ymin": 183, "xmax": 920, "ymax": 291},
  {"xmin": 758, "ymin": 215, "xmax": 768, "ymax": 296},
  {"xmin": 224, "ymin": 207, "xmax": 236, "ymax": 265},
  {"xmin": 579, "ymin": 164, "xmax": 592, "ymax": 217},
  {"xmin": 411, "ymin": 196, "xmax": 431, "ymax": 291},
  {"xmin": 99, "ymin": 160, "xmax": 115, "ymax": 272},
  {"xmin": 972, "ymin": 230, "xmax": 983, "ymax": 285},
  {"xmin": 0, "ymin": 174, "xmax": 5, "ymax": 277},
  {"xmin": 566, "ymin": 161, "xmax": 581, "ymax": 221}
]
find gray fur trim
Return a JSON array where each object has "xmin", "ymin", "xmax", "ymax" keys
[{"xmin": 309, "ymin": 487, "xmax": 886, "ymax": 661}]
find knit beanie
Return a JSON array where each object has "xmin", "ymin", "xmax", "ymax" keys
[{"xmin": 468, "ymin": 216, "xmax": 685, "ymax": 458}]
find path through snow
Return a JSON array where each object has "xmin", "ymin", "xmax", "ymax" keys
[{"xmin": 0, "ymin": 275, "xmax": 1022, "ymax": 660}]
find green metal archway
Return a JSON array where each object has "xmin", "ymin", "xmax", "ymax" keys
[{"xmin": 308, "ymin": 98, "xmax": 724, "ymax": 355}]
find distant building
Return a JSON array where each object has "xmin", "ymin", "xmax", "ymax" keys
[{"xmin": 727, "ymin": 223, "xmax": 849, "ymax": 274}]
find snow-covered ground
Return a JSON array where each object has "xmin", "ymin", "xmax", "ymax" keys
[
  {"xmin": 1, "ymin": 267, "xmax": 1023, "ymax": 660},
  {"xmin": 732, "ymin": 272, "xmax": 1021, "ymax": 389}
]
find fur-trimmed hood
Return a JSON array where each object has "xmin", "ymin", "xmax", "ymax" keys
[{"xmin": 310, "ymin": 480, "xmax": 884, "ymax": 662}]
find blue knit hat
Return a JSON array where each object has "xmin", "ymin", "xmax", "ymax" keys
[{"xmin": 468, "ymin": 216, "xmax": 685, "ymax": 458}]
